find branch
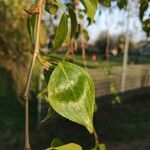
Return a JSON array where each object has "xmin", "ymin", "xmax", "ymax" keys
[{"xmin": 23, "ymin": 0, "xmax": 43, "ymax": 149}]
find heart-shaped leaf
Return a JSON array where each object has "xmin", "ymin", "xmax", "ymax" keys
[{"xmin": 47, "ymin": 62, "xmax": 95, "ymax": 133}]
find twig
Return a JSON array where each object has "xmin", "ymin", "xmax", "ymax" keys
[
  {"xmin": 23, "ymin": 0, "xmax": 43, "ymax": 149},
  {"xmin": 93, "ymin": 127, "xmax": 100, "ymax": 147}
]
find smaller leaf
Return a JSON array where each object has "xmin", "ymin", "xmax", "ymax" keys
[
  {"xmin": 41, "ymin": 107, "xmax": 54, "ymax": 122},
  {"xmin": 78, "ymin": 11, "xmax": 84, "ymax": 20},
  {"xmin": 100, "ymin": 0, "xmax": 111, "ymax": 7},
  {"xmin": 142, "ymin": 19, "xmax": 150, "ymax": 36},
  {"xmin": 27, "ymin": 14, "xmax": 37, "ymax": 44},
  {"xmin": 80, "ymin": 0, "xmax": 98, "ymax": 21},
  {"xmin": 40, "ymin": 23, "xmax": 48, "ymax": 47},
  {"xmin": 98, "ymin": 144, "xmax": 107, "ymax": 150},
  {"xmin": 68, "ymin": 6, "xmax": 77, "ymax": 38},
  {"xmin": 51, "ymin": 138, "xmax": 63, "ymax": 148},
  {"xmin": 83, "ymin": 29, "xmax": 89, "ymax": 41},
  {"xmin": 46, "ymin": 143, "xmax": 82, "ymax": 150},
  {"xmin": 139, "ymin": 1, "xmax": 148, "ymax": 21},
  {"xmin": 117, "ymin": 0, "xmax": 127, "ymax": 9},
  {"xmin": 53, "ymin": 13, "xmax": 68, "ymax": 50},
  {"xmin": 45, "ymin": 2, "xmax": 59, "ymax": 15}
]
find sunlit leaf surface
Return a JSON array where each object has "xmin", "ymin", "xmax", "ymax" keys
[{"xmin": 48, "ymin": 62, "xmax": 95, "ymax": 133}]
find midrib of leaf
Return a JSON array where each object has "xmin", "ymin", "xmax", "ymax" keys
[
  {"xmin": 63, "ymin": 63, "xmax": 94, "ymax": 123},
  {"xmin": 59, "ymin": 63, "xmax": 77, "ymax": 101}
]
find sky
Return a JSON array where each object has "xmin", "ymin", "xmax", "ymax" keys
[
  {"xmin": 87, "ymin": 1, "xmax": 150, "ymax": 43},
  {"xmin": 45, "ymin": 0, "xmax": 150, "ymax": 43}
]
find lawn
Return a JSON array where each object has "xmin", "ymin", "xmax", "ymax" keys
[{"xmin": 49, "ymin": 53, "xmax": 150, "ymax": 69}]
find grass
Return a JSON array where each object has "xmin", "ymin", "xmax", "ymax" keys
[
  {"xmin": 108, "ymin": 55, "xmax": 150, "ymax": 64},
  {"xmin": 49, "ymin": 53, "xmax": 150, "ymax": 70}
]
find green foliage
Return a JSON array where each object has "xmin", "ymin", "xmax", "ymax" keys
[
  {"xmin": 139, "ymin": 0, "xmax": 148, "ymax": 21},
  {"xmin": 39, "ymin": 23, "xmax": 48, "ymax": 47},
  {"xmin": 53, "ymin": 13, "xmax": 68, "ymax": 50},
  {"xmin": 68, "ymin": 6, "xmax": 78, "ymax": 38},
  {"xmin": 83, "ymin": 29, "xmax": 90, "ymax": 41},
  {"xmin": 27, "ymin": 15, "xmax": 36, "ymax": 45},
  {"xmin": 112, "ymin": 96, "xmax": 121, "ymax": 105},
  {"xmin": 50, "ymin": 138, "xmax": 63, "ymax": 148},
  {"xmin": 80, "ymin": 0, "xmax": 98, "ymax": 21},
  {"xmin": 117, "ymin": 0, "xmax": 127, "ymax": 9},
  {"xmin": 48, "ymin": 139, "xmax": 82, "ymax": 150},
  {"xmin": 99, "ymin": 0, "xmax": 111, "ymax": 7},
  {"xmin": 46, "ymin": 143, "xmax": 82, "ymax": 150},
  {"xmin": 0, "ymin": 0, "xmax": 31, "ymax": 61},
  {"xmin": 41, "ymin": 107, "xmax": 54, "ymax": 122},
  {"xmin": 139, "ymin": 0, "xmax": 150, "ymax": 36},
  {"xmin": 47, "ymin": 62, "xmax": 95, "ymax": 133},
  {"xmin": 142, "ymin": 19, "xmax": 150, "ymax": 36},
  {"xmin": 23, "ymin": 0, "xmax": 99, "ymax": 149},
  {"xmin": 98, "ymin": 144, "xmax": 107, "ymax": 150},
  {"xmin": 45, "ymin": 2, "xmax": 59, "ymax": 15}
]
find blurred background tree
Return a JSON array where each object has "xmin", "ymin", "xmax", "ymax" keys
[{"xmin": 0, "ymin": 0, "xmax": 35, "ymax": 96}]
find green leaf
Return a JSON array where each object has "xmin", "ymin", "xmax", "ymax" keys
[
  {"xmin": 41, "ymin": 107, "xmax": 54, "ymax": 122},
  {"xmin": 27, "ymin": 14, "xmax": 37, "ymax": 44},
  {"xmin": 47, "ymin": 0, "xmax": 66, "ymax": 12},
  {"xmin": 40, "ymin": 23, "xmax": 48, "ymax": 47},
  {"xmin": 80, "ymin": 0, "xmax": 98, "ymax": 21},
  {"xmin": 46, "ymin": 143, "xmax": 82, "ymax": 150},
  {"xmin": 53, "ymin": 13, "xmax": 68, "ymax": 50},
  {"xmin": 93, "ymin": 0, "xmax": 98, "ymax": 8},
  {"xmin": 83, "ymin": 29, "xmax": 89, "ymax": 41},
  {"xmin": 51, "ymin": 138, "xmax": 63, "ymax": 148},
  {"xmin": 98, "ymin": 144, "xmax": 107, "ymax": 150},
  {"xmin": 78, "ymin": 11, "xmax": 84, "ymax": 20},
  {"xmin": 100, "ymin": 0, "xmax": 111, "ymax": 7},
  {"xmin": 45, "ymin": 2, "xmax": 59, "ymax": 15},
  {"xmin": 117, "ymin": 0, "xmax": 127, "ymax": 9},
  {"xmin": 142, "ymin": 19, "xmax": 150, "ymax": 36},
  {"xmin": 139, "ymin": 0, "xmax": 148, "ymax": 21},
  {"xmin": 47, "ymin": 62, "xmax": 95, "ymax": 133},
  {"xmin": 68, "ymin": 6, "xmax": 77, "ymax": 38}
]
